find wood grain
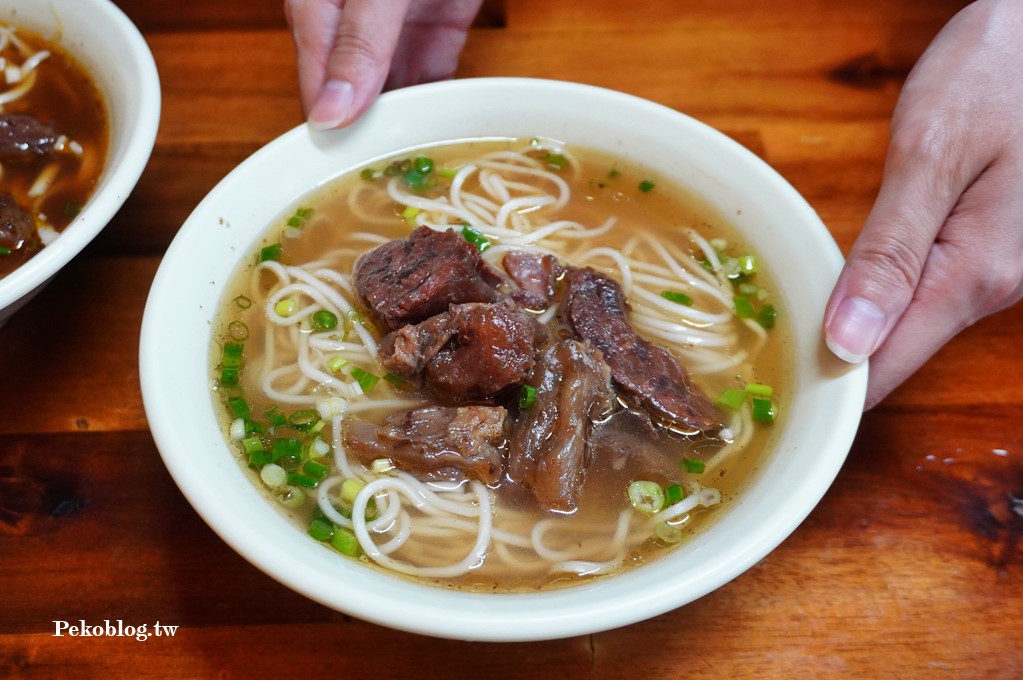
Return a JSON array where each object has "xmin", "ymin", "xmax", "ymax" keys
[{"xmin": 1, "ymin": 0, "xmax": 1020, "ymax": 677}]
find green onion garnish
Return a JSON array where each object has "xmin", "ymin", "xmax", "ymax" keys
[
  {"xmin": 401, "ymin": 205, "xmax": 421, "ymax": 226},
  {"xmin": 311, "ymin": 310, "xmax": 338, "ymax": 331},
  {"xmin": 745, "ymin": 383, "xmax": 774, "ymax": 397},
  {"xmin": 331, "ymin": 528, "xmax": 361, "ymax": 556},
  {"xmin": 340, "ymin": 478, "xmax": 364, "ymax": 504},
  {"xmin": 733, "ymin": 295, "xmax": 756, "ymax": 319},
  {"xmin": 751, "ymin": 397, "xmax": 776, "ymax": 423},
  {"xmin": 716, "ymin": 387, "xmax": 747, "ymax": 411},
  {"xmin": 0, "ymin": 246, "xmax": 11, "ymax": 256},
  {"xmin": 627, "ymin": 480, "xmax": 665, "ymax": 515},
  {"xmin": 271, "ymin": 437, "xmax": 301, "ymax": 462},
  {"xmin": 349, "ymin": 367, "xmax": 380, "ymax": 394},
  {"xmin": 228, "ymin": 396, "xmax": 251, "ymax": 420},
  {"xmin": 757, "ymin": 304, "xmax": 778, "ymax": 329},
  {"xmin": 518, "ymin": 384, "xmax": 537, "ymax": 409},
  {"xmin": 248, "ymin": 449, "xmax": 272, "ymax": 467},
  {"xmin": 328, "ymin": 356, "xmax": 348, "ymax": 373},
  {"xmin": 274, "ymin": 298, "xmax": 297, "ymax": 317},
  {"xmin": 259, "ymin": 243, "xmax": 282, "ymax": 262},
  {"xmin": 383, "ymin": 372, "xmax": 406, "ymax": 387},
  {"xmin": 360, "ymin": 167, "xmax": 376, "ymax": 181},
  {"xmin": 288, "ymin": 409, "xmax": 320, "ymax": 431},
  {"xmin": 665, "ymin": 484, "xmax": 685, "ymax": 505},
  {"xmin": 222, "ymin": 342, "xmax": 244, "ymax": 369},
  {"xmin": 220, "ymin": 368, "xmax": 239, "ymax": 386},
  {"xmin": 242, "ymin": 437, "xmax": 264, "ymax": 454},
  {"xmin": 287, "ymin": 472, "xmax": 319, "ymax": 489},
  {"xmin": 287, "ymin": 207, "xmax": 313, "ymax": 228},
  {"xmin": 639, "ymin": 180, "xmax": 655, "ymax": 193},
  {"xmin": 303, "ymin": 460, "xmax": 330, "ymax": 480},
  {"xmin": 661, "ymin": 290, "xmax": 694, "ymax": 306},
  {"xmin": 461, "ymin": 225, "xmax": 490, "ymax": 252},
  {"xmin": 264, "ymin": 407, "xmax": 287, "ymax": 428},
  {"xmin": 683, "ymin": 458, "xmax": 706, "ymax": 474},
  {"xmin": 233, "ymin": 295, "xmax": 252, "ymax": 309},
  {"xmin": 543, "ymin": 153, "xmax": 567, "ymax": 170},
  {"xmin": 227, "ymin": 321, "xmax": 249, "ymax": 341},
  {"xmin": 308, "ymin": 518, "xmax": 334, "ymax": 541},
  {"xmin": 737, "ymin": 254, "xmax": 758, "ymax": 275}
]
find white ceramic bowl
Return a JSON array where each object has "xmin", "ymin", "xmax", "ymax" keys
[
  {"xmin": 140, "ymin": 78, "xmax": 866, "ymax": 641},
  {"xmin": 0, "ymin": 0, "xmax": 160, "ymax": 324}
]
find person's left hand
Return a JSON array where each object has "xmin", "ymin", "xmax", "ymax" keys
[{"xmin": 285, "ymin": 0, "xmax": 485, "ymax": 129}]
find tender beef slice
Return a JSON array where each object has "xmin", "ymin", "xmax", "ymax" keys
[
  {"xmin": 0, "ymin": 114, "xmax": 57, "ymax": 160},
  {"xmin": 423, "ymin": 300, "xmax": 546, "ymax": 399},
  {"xmin": 377, "ymin": 312, "xmax": 457, "ymax": 378},
  {"xmin": 588, "ymin": 408, "xmax": 685, "ymax": 481},
  {"xmin": 564, "ymin": 267, "xmax": 722, "ymax": 434},
  {"xmin": 353, "ymin": 226, "xmax": 502, "ymax": 329},
  {"xmin": 508, "ymin": 339, "xmax": 615, "ymax": 513},
  {"xmin": 342, "ymin": 405, "xmax": 508, "ymax": 484},
  {"xmin": 0, "ymin": 193, "xmax": 35, "ymax": 249},
  {"xmin": 503, "ymin": 251, "xmax": 565, "ymax": 310}
]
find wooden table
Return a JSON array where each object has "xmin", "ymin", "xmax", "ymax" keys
[{"xmin": 3, "ymin": 0, "xmax": 1021, "ymax": 676}]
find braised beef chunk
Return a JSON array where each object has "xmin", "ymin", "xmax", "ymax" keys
[
  {"xmin": 0, "ymin": 193, "xmax": 35, "ymax": 249},
  {"xmin": 588, "ymin": 409, "xmax": 686, "ymax": 481},
  {"xmin": 342, "ymin": 405, "xmax": 508, "ymax": 484},
  {"xmin": 508, "ymin": 339, "xmax": 615, "ymax": 513},
  {"xmin": 353, "ymin": 226, "xmax": 502, "ymax": 329},
  {"xmin": 564, "ymin": 267, "xmax": 722, "ymax": 433},
  {"xmin": 379, "ymin": 299, "xmax": 545, "ymax": 400},
  {"xmin": 503, "ymin": 251, "xmax": 565, "ymax": 310},
  {"xmin": 0, "ymin": 114, "xmax": 57, "ymax": 161}
]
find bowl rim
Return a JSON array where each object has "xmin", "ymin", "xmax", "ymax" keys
[
  {"xmin": 140, "ymin": 76, "xmax": 867, "ymax": 641},
  {"xmin": 0, "ymin": 0, "xmax": 161, "ymax": 310}
]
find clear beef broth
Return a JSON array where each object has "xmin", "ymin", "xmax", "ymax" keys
[
  {"xmin": 212, "ymin": 139, "xmax": 790, "ymax": 592},
  {"xmin": 0, "ymin": 24, "xmax": 108, "ymax": 277}
]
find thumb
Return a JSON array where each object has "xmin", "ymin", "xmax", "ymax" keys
[
  {"xmin": 824, "ymin": 152, "xmax": 957, "ymax": 365},
  {"xmin": 305, "ymin": 0, "xmax": 413, "ymax": 130}
]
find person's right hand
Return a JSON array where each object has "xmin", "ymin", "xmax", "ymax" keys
[{"xmin": 284, "ymin": 0, "xmax": 485, "ymax": 130}]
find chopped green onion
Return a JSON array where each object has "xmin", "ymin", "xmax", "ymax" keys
[
  {"xmin": 737, "ymin": 254, "xmax": 758, "ymax": 275},
  {"xmin": 461, "ymin": 225, "xmax": 491, "ymax": 252},
  {"xmin": 271, "ymin": 437, "xmax": 301, "ymax": 462},
  {"xmin": 370, "ymin": 458, "xmax": 395, "ymax": 474},
  {"xmin": 752, "ymin": 397, "xmax": 777, "ymax": 423},
  {"xmin": 274, "ymin": 298, "xmax": 297, "ymax": 317},
  {"xmin": 315, "ymin": 396, "xmax": 349, "ymax": 418},
  {"xmin": 233, "ymin": 295, "xmax": 252, "ymax": 309},
  {"xmin": 287, "ymin": 472, "xmax": 319, "ymax": 489},
  {"xmin": 248, "ymin": 449, "xmax": 272, "ymax": 467},
  {"xmin": 311, "ymin": 310, "xmax": 338, "ymax": 332},
  {"xmin": 349, "ymin": 367, "xmax": 380, "ymax": 394},
  {"xmin": 438, "ymin": 167, "xmax": 459, "ymax": 179},
  {"xmin": 242, "ymin": 437, "xmax": 264, "ymax": 453},
  {"xmin": 228, "ymin": 396, "xmax": 251, "ymax": 420},
  {"xmin": 303, "ymin": 460, "xmax": 330, "ymax": 480},
  {"xmin": 733, "ymin": 295, "xmax": 756, "ymax": 319},
  {"xmin": 716, "ymin": 387, "xmax": 747, "ymax": 411},
  {"xmin": 227, "ymin": 320, "xmax": 249, "ymax": 341},
  {"xmin": 401, "ymin": 204, "xmax": 421, "ymax": 226},
  {"xmin": 331, "ymin": 528, "xmax": 361, "ymax": 556},
  {"xmin": 737, "ymin": 282, "xmax": 759, "ymax": 296},
  {"xmin": 259, "ymin": 243, "xmax": 282, "ymax": 262},
  {"xmin": 274, "ymin": 484, "xmax": 306, "ymax": 509},
  {"xmin": 639, "ymin": 180, "xmax": 655, "ymax": 193},
  {"xmin": 383, "ymin": 372, "xmax": 406, "ymax": 387},
  {"xmin": 340, "ymin": 478, "xmax": 364, "ymax": 504},
  {"xmin": 286, "ymin": 207, "xmax": 313, "ymax": 228},
  {"xmin": 683, "ymin": 458, "xmax": 706, "ymax": 474},
  {"xmin": 222, "ymin": 342, "xmax": 244, "ymax": 369},
  {"xmin": 757, "ymin": 304, "xmax": 778, "ymax": 329},
  {"xmin": 518, "ymin": 384, "xmax": 537, "ymax": 409},
  {"xmin": 288, "ymin": 409, "xmax": 320, "ymax": 431},
  {"xmin": 63, "ymin": 199, "xmax": 82, "ymax": 217},
  {"xmin": 654, "ymin": 521, "xmax": 684, "ymax": 544},
  {"xmin": 260, "ymin": 463, "xmax": 287, "ymax": 489},
  {"xmin": 665, "ymin": 484, "xmax": 685, "ymax": 505},
  {"xmin": 745, "ymin": 382, "xmax": 774, "ymax": 397},
  {"xmin": 0, "ymin": 246, "xmax": 11, "ymax": 256},
  {"xmin": 245, "ymin": 419, "xmax": 265, "ymax": 435},
  {"xmin": 264, "ymin": 407, "xmax": 287, "ymax": 428},
  {"xmin": 360, "ymin": 167, "xmax": 376, "ymax": 181},
  {"xmin": 543, "ymin": 153, "xmax": 567, "ymax": 170},
  {"xmin": 627, "ymin": 480, "xmax": 665, "ymax": 515},
  {"xmin": 327, "ymin": 356, "xmax": 348, "ymax": 374},
  {"xmin": 308, "ymin": 517, "xmax": 334, "ymax": 542},
  {"xmin": 219, "ymin": 367, "xmax": 239, "ymax": 386},
  {"xmin": 661, "ymin": 290, "xmax": 694, "ymax": 306}
]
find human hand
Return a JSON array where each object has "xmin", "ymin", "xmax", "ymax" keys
[
  {"xmin": 824, "ymin": 0, "xmax": 1023, "ymax": 409},
  {"xmin": 284, "ymin": 0, "xmax": 485, "ymax": 129}
]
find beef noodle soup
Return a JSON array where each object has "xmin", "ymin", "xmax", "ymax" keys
[
  {"xmin": 0, "ymin": 22, "xmax": 108, "ymax": 278},
  {"xmin": 212, "ymin": 138, "xmax": 789, "ymax": 592}
]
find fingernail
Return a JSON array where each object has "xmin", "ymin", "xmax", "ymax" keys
[
  {"xmin": 826, "ymin": 296, "xmax": 886, "ymax": 363},
  {"xmin": 308, "ymin": 79, "xmax": 355, "ymax": 130}
]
